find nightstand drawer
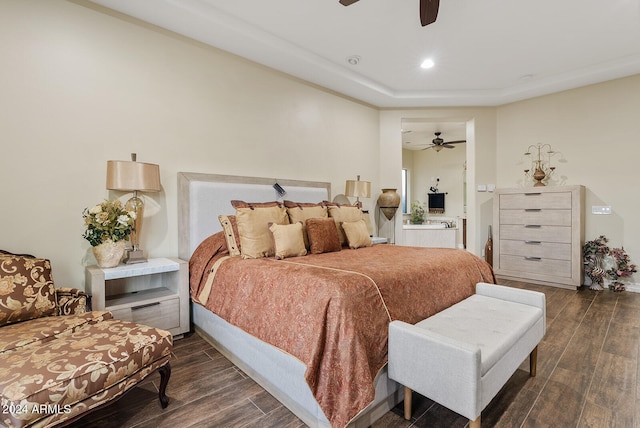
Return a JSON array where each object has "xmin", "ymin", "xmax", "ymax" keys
[
  {"xmin": 500, "ymin": 192, "xmax": 572, "ymax": 210},
  {"xmin": 110, "ymin": 297, "xmax": 180, "ymax": 331}
]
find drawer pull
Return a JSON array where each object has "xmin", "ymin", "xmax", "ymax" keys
[
  {"xmin": 524, "ymin": 208, "xmax": 542, "ymax": 212},
  {"xmin": 524, "ymin": 224, "xmax": 542, "ymax": 228},
  {"xmin": 524, "ymin": 193, "xmax": 542, "ymax": 196},
  {"xmin": 131, "ymin": 302, "xmax": 161, "ymax": 311},
  {"xmin": 524, "ymin": 257, "xmax": 542, "ymax": 261},
  {"xmin": 525, "ymin": 241, "xmax": 542, "ymax": 245}
]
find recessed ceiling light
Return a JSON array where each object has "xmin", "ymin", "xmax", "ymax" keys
[{"xmin": 420, "ymin": 59, "xmax": 435, "ymax": 69}]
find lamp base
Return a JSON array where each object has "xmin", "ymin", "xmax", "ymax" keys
[{"xmin": 124, "ymin": 249, "xmax": 147, "ymax": 264}]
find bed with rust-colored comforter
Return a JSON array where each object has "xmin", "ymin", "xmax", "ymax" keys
[{"xmin": 189, "ymin": 232, "xmax": 494, "ymax": 427}]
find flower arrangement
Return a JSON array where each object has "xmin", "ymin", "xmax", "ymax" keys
[
  {"xmin": 82, "ymin": 200, "xmax": 136, "ymax": 247},
  {"xmin": 410, "ymin": 201, "xmax": 426, "ymax": 224},
  {"xmin": 583, "ymin": 235, "xmax": 636, "ymax": 291}
]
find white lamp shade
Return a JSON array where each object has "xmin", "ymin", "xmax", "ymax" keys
[{"xmin": 106, "ymin": 160, "xmax": 161, "ymax": 192}]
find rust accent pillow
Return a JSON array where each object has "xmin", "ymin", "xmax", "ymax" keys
[
  {"xmin": 233, "ymin": 201, "xmax": 289, "ymax": 259},
  {"xmin": 327, "ymin": 205, "xmax": 364, "ymax": 245},
  {"xmin": 342, "ymin": 219, "xmax": 372, "ymax": 249},
  {"xmin": 306, "ymin": 218, "xmax": 342, "ymax": 254},
  {"xmin": 218, "ymin": 215, "xmax": 241, "ymax": 257},
  {"xmin": 285, "ymin": 203, "xmax": 328, "ymax": 249},
  {"xmin": 269, "ymin": 222, "xmax": 307, "ymax": 260},
  {"xmin": 0, "ymin": 254, "xmax": 57, "ymax": 326}
]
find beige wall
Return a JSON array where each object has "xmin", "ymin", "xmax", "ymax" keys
[
  {"xmin": 496, "ymin": 75, "xmax": 640, "ymax": 282},
  {"xmin": 0, "ymin": 0, "xmax": 379, "ymax": 288},
  {"xmin": 1, "ymin": 1, "xmax": 637, "ymax": 291}
]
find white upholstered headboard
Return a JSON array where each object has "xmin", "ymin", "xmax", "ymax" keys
[{"xmin": 178, "ymin": 172, "xmax": 331, "ymax": 260}]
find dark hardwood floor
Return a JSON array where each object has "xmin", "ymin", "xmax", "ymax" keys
[{"xmin": 69, "ymin": 280, "xmax": 640, "ymax": 427}]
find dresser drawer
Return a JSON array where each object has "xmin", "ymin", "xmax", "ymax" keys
[
  {"xmin": 499, "ymin": 224, "xmax": 572, "ymax": 243},
  {"xmin": 499, "ymin": 255, "xmax": 572, "ymax": 278},
  {"xmin": 109, "ymin": 297, "xmax": 180, "ymax": 331},
  {"xmin": 499, "ymin": 209, "xmax": 572, "ymax": 226},
  {"xmin": 500, "ymin": 192, "xmax": 572, "ymax": 210},
  {"xmin": 499, "ymin": 240, "xmax": 571, "ymax": 260}
]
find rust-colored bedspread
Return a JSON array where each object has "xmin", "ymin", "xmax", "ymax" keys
[{"xmin": 189, "ymin": 232, "xmax": 494, "ymax": 427}]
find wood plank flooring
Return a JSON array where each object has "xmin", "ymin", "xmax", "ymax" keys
[{"xmin": 68, "ymin": 280, "xmax": 640, "ymax": 427}]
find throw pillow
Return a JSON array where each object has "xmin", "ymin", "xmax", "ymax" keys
[
  {"xmin": 306, "ymin": 217, "xmax": 342, "ymax": 254},
  {"xmin": 342, "ymin": 219, "xmax": 373, "ymax": 249},
  {"xmin": 269, "ymin": 222, "xmax": 307, "ymax": 259}
]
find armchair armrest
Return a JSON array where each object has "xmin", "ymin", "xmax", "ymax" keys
[{"xmin": 56, "ymin": 287, "xmax": 88, "ymax": 315}]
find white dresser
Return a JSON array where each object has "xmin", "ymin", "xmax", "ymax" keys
[{"xmin": 493, "ymin": 185, "xmax": 584, "ymax": 289}]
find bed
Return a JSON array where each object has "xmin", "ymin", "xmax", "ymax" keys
[{"xmin": 177, "ymin": 172, "xmax": 495, "ymax": 428}]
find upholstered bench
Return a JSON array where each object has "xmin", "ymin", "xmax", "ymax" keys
[{"xmin": 388, "ymin": 282, "xmax": 545, "ymax": 428}]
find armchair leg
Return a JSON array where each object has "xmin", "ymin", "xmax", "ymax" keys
[
  {"xmin": 158, "ymin": 362, "xmax": 171, "ymax": 409},
  {"xmin": 530, "ymin": 346, "xmax": 538, "ymax": 377},
  {"xmin": 404, "ymin": 386, "xmax": 412, "ymax": 420},
  {"xmin": 470, "ymin": 416, "xmax": 481, "ymax": 428}
]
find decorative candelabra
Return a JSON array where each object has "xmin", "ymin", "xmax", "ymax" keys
[{"xmin": 523, "ymin": 143, "xmax": 556, "ymax": 187}]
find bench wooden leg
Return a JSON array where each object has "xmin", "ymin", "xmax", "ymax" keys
[
  {"xmin": 469, "ymin": 416, "xmax": 481, "ymax": 428},
  {"xmin": 529, "ymin": 346, "xmax": 538, "ymax": 377},
  {"xmin": 404, "ymin": 386, "xmax": 412, "ymax": 420},
  {"xmin": 158, "ymin": 362, "xmax": 171, "ymax": 408}
]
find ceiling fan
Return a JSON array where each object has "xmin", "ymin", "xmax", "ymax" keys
[
  {"xmin": 422, "ymin": 132, "xmax": 466, "ymax": 152},
  {"xmin": 339, "ymin": 0, "xmax": 440, "ymax": 27}
]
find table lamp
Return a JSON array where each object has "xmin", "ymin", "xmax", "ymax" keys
[
  {"xmin": 345, "ymin": 175, "xmax": 371, "ymax": 208},
  {"xmin": 106, "ymin": 153, "xmax": 161, "ymax": 264}
]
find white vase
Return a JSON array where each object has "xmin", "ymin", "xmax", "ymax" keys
[{"xmin": 92, "ymin": 239, "xmax": 126, "ymax": 268}]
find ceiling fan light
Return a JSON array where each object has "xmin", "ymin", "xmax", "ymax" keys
[{"xmin": 420, "ymin": 59, "xmax": 435, "ymax": 69}]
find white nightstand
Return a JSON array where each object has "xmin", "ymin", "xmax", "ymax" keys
[{"xmin": 85, "ymin": 257, "xmax": 189, "ymax": 338}]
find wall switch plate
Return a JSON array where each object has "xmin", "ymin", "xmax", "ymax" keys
[
  {"xmin": 477, "ymin": 184, "xmax": 487, "ymax": 192},
  {"xmin": 487, "ymin": 184, "xmax": 496, "ymax": 192},
  {"xmin": 592, "ymin": 205, "xmax": 612, "ymax": 215}
]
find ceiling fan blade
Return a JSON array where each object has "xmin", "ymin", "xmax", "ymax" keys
[
  {"xmin": 420, "ymin": 0, "xmax": 439, "ymax": 26},
  {"xmin": 444, "ymin": 140, "xmax": 467, "ymax": 145},
  {"xmin": 339, "ymin": 0, "xmax": 359, "ymax": 5},
  {"xmin": 442, "ymin": 145, "xmax": 455, "ymax": 149}
]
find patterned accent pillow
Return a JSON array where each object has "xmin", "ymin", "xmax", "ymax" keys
[
  {"xmin": 0, "ymin": 255, "xmax": 58, "ymax": 326},
  {"xmin": 327, "ymin": 205, "xmax": 364, "ymax": 245},
  {"xmin": 269, "ymin": 222, "xmax": 307, "ymax": 260},
  {"xmin": 306, "ymin": 218, "xmax": 342, "ymax": 254},
  {"xmin": 285, "ymin": 202, "xmax": 328, "ymax": 250},
  {"xmin": 232, "ymin": 201, "xmax": 290, "ymax": 259},
  {"xmin": 218, "ymin": 215, "xmax": 241, "ymax": 257},
  {"xmin": 342, "ymin": 219, "xmax": 373, "ymax": 249}
]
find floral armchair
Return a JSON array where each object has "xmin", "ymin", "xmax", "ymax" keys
[{"xmin": 0, "ymin": 252, "xmax": 172, "ymax": 428}]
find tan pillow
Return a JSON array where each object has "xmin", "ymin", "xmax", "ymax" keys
[
  {"xmin": 306, "ymin": 218, "xmax": 342, "ymax": 254},
  {"xmin": 269, "ymin": 222, "xmax": 307, "ymax": 260},
  {"xmin": 234, "ymin": 203, "xmax": 289, "ymax": 258},
  {"xmin": 0, "ymin": 255, "xmax": 58, "ymax": 326},
  {"xmin": 218, "ymin": 215, "xmax": 241, "ymax": 257},
  {"xmin": 327, "ymin": 205, "xmax": 364, "ymax": 245},
  {"xmin": 342, "ymin": 219, "xmax": 373, "ymax": 249},
  {"xmin": 286, "ymin": 203, "xmax": 328, "ymax": 249}
]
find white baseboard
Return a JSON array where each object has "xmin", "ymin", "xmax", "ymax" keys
[{"xmin": 624, "ymin": 282, "xmax": 640, "ymax": 293}]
